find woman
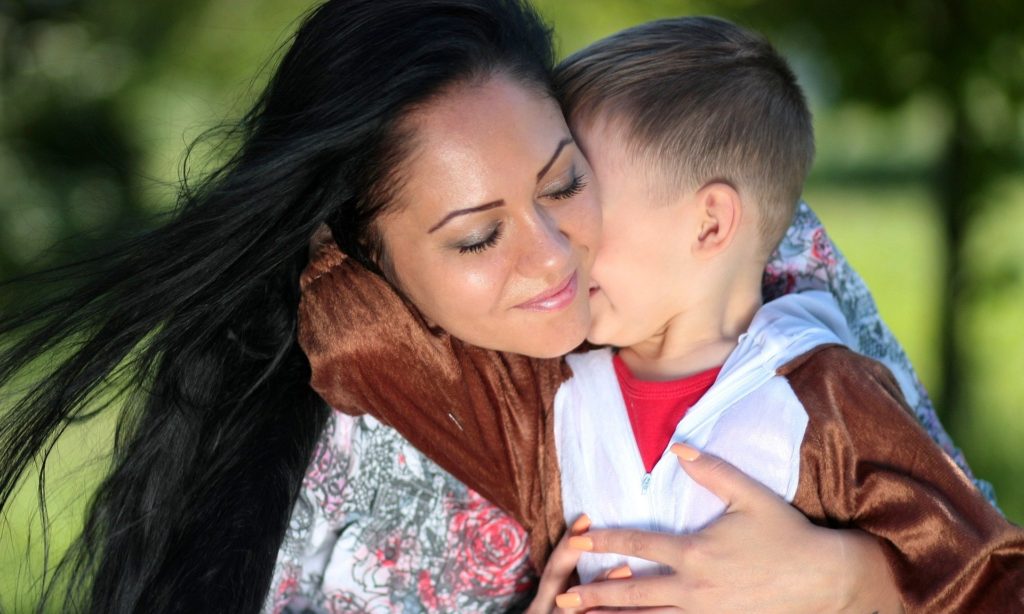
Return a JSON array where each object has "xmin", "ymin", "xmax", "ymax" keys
[{"xmin": 0, "ymin": 1, "xmax": 985, "ymax": 612}]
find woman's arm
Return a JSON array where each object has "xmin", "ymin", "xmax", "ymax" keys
[
  {"xmin": 547, "ymin": 449, "xmax": 903, "ymax": 613},
  {"xmin": 767, "ymin": 203, "xmax": 994, "ymax": 504},
  {"xmin": 784, "ymin": 349, "xmax": 1024, "ymax": 612}
]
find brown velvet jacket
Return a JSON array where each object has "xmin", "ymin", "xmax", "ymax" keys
[{"xmin": 298, "ymin": 239, "xmax": 1024, "ymax": 611}]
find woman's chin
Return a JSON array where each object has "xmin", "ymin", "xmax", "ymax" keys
[
  {"xmin": 520, "ymin": 328, "xmax": 587, "ymax": 358},
  {"xmin": 516, "ymin": 319, "xmax": 589, "ymax": 358}
]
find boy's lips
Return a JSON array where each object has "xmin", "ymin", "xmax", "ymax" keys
[{"xmin": 516, "ymin": 271, "xmax": 578, "ymax": 311}]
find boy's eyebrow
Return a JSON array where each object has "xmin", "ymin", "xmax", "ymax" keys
[{"xmin": 427, "ymin": 136, "xmax": 575, "ymax": 234}]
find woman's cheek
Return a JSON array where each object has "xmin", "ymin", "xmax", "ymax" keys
[{"xmin": 442, "ymin": 256, "xmax": 510, "ymax": 314}]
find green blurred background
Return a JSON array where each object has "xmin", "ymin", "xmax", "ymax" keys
[{"xmin": 1, "ymin": 0, "xmax": 1022, "ymax": 607}]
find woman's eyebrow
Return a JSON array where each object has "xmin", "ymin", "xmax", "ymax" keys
[
  {"xmin": 427, "ymin": 137, "xmax": 575, "ymax": 234},
  {"xmin": 537, "ymin": 137, "xmax": 574, "ymax": 180},
  {"xmin": 428, "ymin": 199, "xmax": 505, "ymax": 233}
]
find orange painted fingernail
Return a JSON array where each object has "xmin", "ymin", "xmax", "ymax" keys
[
  {"xmin": 555, "ymin": 592, "xmax": 582, "ymax": 608},
  {"xmin": 607, "ymin": 564, "xmax": 633, "ymax": 579},
  {"xmin": 670, "ymin": 442, "xmax": 701, "ymax": 461},
  {"xmin": 568, "ymin": 535, "xmax": 594, "ymax": 551},
  {"xmin": 570, "ymin": 513, "xmax": 591, "ymax": 535}
]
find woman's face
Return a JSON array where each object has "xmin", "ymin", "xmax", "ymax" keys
[{"xmin": 378, "ymin": 75, "xmax": 600, "ymax": 358}]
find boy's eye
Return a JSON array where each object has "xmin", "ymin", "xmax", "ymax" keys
[
  {"xmin": 545, "ymin": 173, "xmax": 588, "ymax": 200},
  {"xmin": 457, "ymin": 222, "xmax": 504, "ymax": 254}
]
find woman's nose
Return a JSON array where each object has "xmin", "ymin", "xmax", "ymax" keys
[{"xmin": 515, "ymin": 205, "xmax": 571, "ymax": 278}]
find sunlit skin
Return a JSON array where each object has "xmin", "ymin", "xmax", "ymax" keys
[
  {"xmin": 576, "ymin": 114, "xmax": 766, "ymax": 379},
  {"xmin": 378, "ymin": 75, "xmax": 601, "ymax": 358}
]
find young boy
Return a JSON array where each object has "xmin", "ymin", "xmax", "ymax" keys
[
  {"xmin": 548, "ymin": 17, "xmax": 1024, "ymax": 604},
  {"xmin": 296, "ymin": 16, "xmax": 1023, "ymax": 611}
]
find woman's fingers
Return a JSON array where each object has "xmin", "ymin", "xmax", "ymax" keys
[
  {"xmin": 569, "ymin": 519, "xmax": 696, "ymax": 568},
  {"xmin": 570, "ymin": 445, "xmax": 787, "ymax": 565},
  {"xmin": 589, "ymin": 608, "xmax": 681, "ymax": 614},
  {"xmin": 669, "ymin": 443, "xmax": 779, "ymax": 512},
  {"xmin": 554, "ymin": 564, "xmax": 633, "ymax": 610},
  {"xmin": 570, "ymin": 527, "xmax": 693, "ymax": 567},
  {"xmin": 554, "ymin": 446, "xmax": 893, "ymax": 613},
  {"xmin": 557, "ymin": 575, "xmax": 679, "ymax": 610},
  {"xmin": 526, "ymin": 515, "xmax": 590, "ymax": 614}
]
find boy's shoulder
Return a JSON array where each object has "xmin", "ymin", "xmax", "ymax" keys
[
  {"xmin": 778, "ymin": 344, "xmax": 903, "ymax": 401},
  {"xmin": 779, "ymin": 343, "xmax": 889, "ymax": 377},
  {"xmin": 777, "ymin": 343, "xmax": 912, "ymax": 426}
]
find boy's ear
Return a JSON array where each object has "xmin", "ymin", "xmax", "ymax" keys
[{"xmin": 692, "ymin": 181, "xmax": 742, "ymax": 257}]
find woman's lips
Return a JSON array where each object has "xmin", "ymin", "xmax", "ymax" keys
[{"xmin": 516, "ymin": 271, "xmax": 578, "ymax": 311}]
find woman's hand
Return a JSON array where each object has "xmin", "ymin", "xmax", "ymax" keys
[
  {"xmin": 527, "ymin": 514, "xmax": 636, "ymax": 614},
  {"xmin": 526, "ymin": 514, "xmax": 587, "ymax": 614},
  {"xmin": 554, "ymin": 445, "xmax": 904, "ymax": 613}
]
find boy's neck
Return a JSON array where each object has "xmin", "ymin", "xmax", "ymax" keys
[{"xmin": 620, "ymin": 280, "xmax": 762, "ymax": 382}]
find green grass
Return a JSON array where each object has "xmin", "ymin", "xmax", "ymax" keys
[{"xmin": 1, "ymin": 408, "xmax": 115, "ymax": 611}]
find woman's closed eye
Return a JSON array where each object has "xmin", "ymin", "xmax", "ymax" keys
[
  {"xmin": 544, "ymin": 172, "xmax": 588, "ymax": 201},
  {"xmin": 451, "ymin": 167, "xmax": 586, "ymax": 255},
  {"xmin": 457, "ymin": 222, "xmax": 504, "ymax": 254}
]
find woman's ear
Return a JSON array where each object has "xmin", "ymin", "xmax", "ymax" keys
[{"xmin": 693, "ymin": 182, "xmax": 742, "ymax": 258}]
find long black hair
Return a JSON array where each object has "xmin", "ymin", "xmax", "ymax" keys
[{"xmin": 0, "ymin": 1, "xmax": 554, "ymax": 611}]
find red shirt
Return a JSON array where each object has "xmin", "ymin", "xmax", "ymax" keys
[{"xmin": 612, "ymin": 354, "xmax": 722, "ymax": 473}]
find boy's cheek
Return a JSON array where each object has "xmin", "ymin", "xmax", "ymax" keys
[
  {"xmin": 585, "ymin": 290, "xmax": 628, "ymax": 345},
  {"xmin": 585, "ymin": 290, "xmax": 612, "ymax": 339}
]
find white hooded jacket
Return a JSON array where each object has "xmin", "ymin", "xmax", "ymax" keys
[{"xmin": 555, "ymin": 290, "xmax": 855, "ymax": 581}]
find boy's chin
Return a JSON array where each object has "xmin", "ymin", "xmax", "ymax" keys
[
  {"xmin": 585, "ymin": 326, "xmax": 617, "ymax": 348},
  {"xmin": 586, "ymin": 321, "xmax": 641, "ymax": 349}
]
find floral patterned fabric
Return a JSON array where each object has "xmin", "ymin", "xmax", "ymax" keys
[
  {"xmin": 267, "ymin": 203, "xmax": 994, "ymax": 614},
  {"xmin": 268, "ymin": 414, "xmax": 534, "ymax": 614}
]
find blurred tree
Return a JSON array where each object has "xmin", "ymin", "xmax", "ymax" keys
[
  {"xmin": 0, "ymin": 0, "xmax": 292, "ymax": 284},
  {"xmin": 0, "ymin": 0, "xmax": 199, "ymax": 279}
]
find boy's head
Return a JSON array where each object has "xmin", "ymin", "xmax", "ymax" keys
[{"xmin": 554, "ymin": 16, "xmax": 814, "ymax": 348}]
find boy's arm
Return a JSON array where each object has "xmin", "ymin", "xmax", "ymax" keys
[
  {"xmin": 296, "ymin": 239, "xmax": 568, "ymax": 565},
  {"xmin": 782, "ymin": 346, "xmax": 1024, "ymax": 612}
]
